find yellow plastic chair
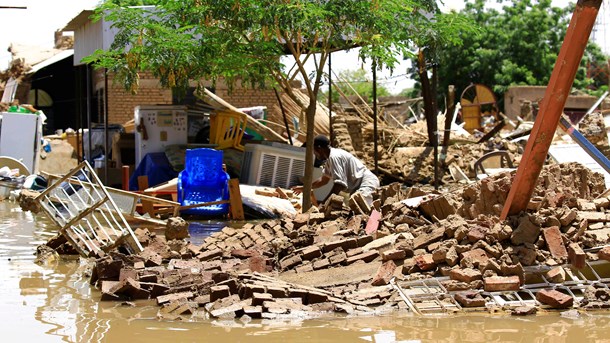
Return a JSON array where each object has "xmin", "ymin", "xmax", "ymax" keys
[{"xmin": 209, "ymin": 110, "xmax": 247, "ymax": 151}]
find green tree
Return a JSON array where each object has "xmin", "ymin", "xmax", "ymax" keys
[
  {"xmin": 408, "ymin": 0, "xmax": 609, "ymax": 108},
  {"xmin": 85, "ymin": 0, "xmax": 475, "ymax": 210}
]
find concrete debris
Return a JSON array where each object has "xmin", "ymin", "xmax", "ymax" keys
[
  {"xmin": 28, "ymin": 159, "xmax": 610, "ymax": 319},
  {"xmin": 24, "ymin": 80, "xmax": 610, "ymax": 314},
  {"xmin": 511, "ymin": 306, "xmax": 537, "ymax": 316}
]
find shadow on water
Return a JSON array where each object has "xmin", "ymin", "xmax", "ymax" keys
[
  {"xmin": 187, "ymin": 218, "xmax": 258, "ymax": 245},
  {"xmin": 187, "ymin": 221, "xmax": 227, "ymax": 245}
]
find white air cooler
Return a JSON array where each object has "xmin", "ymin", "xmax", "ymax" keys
[{"xmin": 240, "ymin": 142, "xmax": 331, "ymax": 200}]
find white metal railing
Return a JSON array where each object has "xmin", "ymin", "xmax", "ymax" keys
[{"xmin": 35, "ymin": 161, "xmax": 142, "ymax": 257}]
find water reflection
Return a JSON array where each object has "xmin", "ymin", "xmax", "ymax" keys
[
  {"xmin": 4, "ymin": 200, "xmax": 610, "ymax": 342},
  {"xmin": 187, "ymin": 221, "xmax": 226, "ymax": 245}
]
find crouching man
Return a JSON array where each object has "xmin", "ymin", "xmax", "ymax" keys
[{"xmin": 293, "ymin": 135, "xmax": 380, "ymax": 207}]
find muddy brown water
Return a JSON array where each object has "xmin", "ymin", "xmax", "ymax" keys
[{"xmin": 2, "ymin": 201, "xmax": 610, "ymax": 342}]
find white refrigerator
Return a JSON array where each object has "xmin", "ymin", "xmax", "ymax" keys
[
  {"xmin": 0, "ymin": 112, "xmax": 42, "ymax": 174},
  {"xmin": 134, "ymin": 105, "xmax": 188, "ymax": 167}
]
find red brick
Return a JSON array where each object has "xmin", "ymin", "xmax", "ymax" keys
[
  {"xmin": 279, "ymin": 254, "xmax": 302, "ymax": 270},
  {"xmin": 568, "ymin": 243, "xmax": 586, "ymax": 269},
  {"xmin": 449, "ymin": 268, "xmax": 482, "ymax": 283},
  {"xmin": 313, "ymin": 258, "xmax": 330, "ymax": 270},
  {"xmin": 364, "ymin": 209, "xmax": 382, "ymax": 234},
  {"xmin": 413, "ymin": 227, "xmax": 445, "ymax": 250},
  {"xmin": 381, "ymin": 249, "xmax": 407, "ymax": 261},
  {"xmin": 300, "ymin": 246, "xmax": 322, "ymax": 260},
  {"xmin": 345, "ymin": 250, "xmax": 379, "ymax": 264},
  {"xmin": 460, "ymin": 248, "xmax": 489, "ymax": 267},
  {"xmin": 156, "ymin": 291, "xmax": 194, "ymax": 305},
  {"xmin": 454, "ymin": 291, "xmax": 486, "ymax": 307},
  {"xmin": 483, "ymin": 276, "xmax": 521, "ymax": 292},
  {"xmin": 210, "ymin": 285, "xmax": 231, "ymax": 302},
  {"xmin": 598, "ymin": 246, "xmax": 610, "ymax": 261},
  {"xmin": 536, "ymin": 289, "xmax": 573, "ymax": 309},
  {"xmin": 545, "ymin": 266, "xmax": 566, "ymax": 283},
  {"xmin": 371, "ymin": 260, "xmax": 397, "ymax": 286},
  {"xmin": 542, "ymin": 226, "xmax": 568, "ymax": 259},
  {"xmin": 414, "ymin": 254, "xmax": 436, "ymax": 271}
]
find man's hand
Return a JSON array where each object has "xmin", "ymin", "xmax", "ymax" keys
[{"xmin": 292, "ymin": 185, "xmax": 304, "ymax": 195}]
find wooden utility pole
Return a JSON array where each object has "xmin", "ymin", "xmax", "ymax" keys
[{"xmin": 501, "ymin": 0, "xmax": 603, "ymax": 219}]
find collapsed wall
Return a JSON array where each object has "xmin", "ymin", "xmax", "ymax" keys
[{"xmin": 35, "ymin": 162, "xmax": 610, "ymax": 320}]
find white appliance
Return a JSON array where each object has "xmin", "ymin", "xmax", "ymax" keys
[
  {"xmin": 134, "ymin": 105, "xmax": 188, "ymax": 166},
  {"xmin": 0, "ymin": 112, "xmax": 43, "ymax": 174},
  {"xmin": 241, "ymin": 142, "xmax": 332, "ymax": 201}
]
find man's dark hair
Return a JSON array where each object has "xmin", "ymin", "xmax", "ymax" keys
[{"xmin": 313, "ymin": 135, "xmax": 330, "ymax": 148}]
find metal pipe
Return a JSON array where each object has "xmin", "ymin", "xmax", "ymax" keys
[
  {"xmin": 559, "ymin": 116, "xmax": 610, "ymax": 175},
  {"xmin": 501, "ymin": 0, "xmax": 602, "ymax": 219},
  {"xmin": 586, "ymin": 91, "xmax": 609, "ymax": 116}
]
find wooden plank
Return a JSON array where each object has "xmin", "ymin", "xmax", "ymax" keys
[
  {"xmin": 228, "ymin": 179, "xmax": 245, "ymax": 220},
  {"xmin": 200, "ymin": 88, "xmax": 288, "ymax": 143},
  {"xmin": 137, "ymin": 175, "xmax": 155, "ymax": 217},
  {"xmin": 122, "ymin": 165, "xmax": 130, "ymax": 191}
]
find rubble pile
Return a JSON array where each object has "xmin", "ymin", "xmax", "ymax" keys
[
  {"xmin": 434, "ymin": 162, "xmax": 607, "ymax": 220},
  {"xmin": 578, "ymin": 112, "xmax": 610, "ymax": 160},
  {"xmin": 46, "ymin": 162, "xmax": 610, "ymax": 320},
  {"xmin": 332, "ymin": 113, "xmax": 524, "ymax": 184},
  {"xmin": 0, "ymin": 57, "xmax": 29, "ymax": 83}
]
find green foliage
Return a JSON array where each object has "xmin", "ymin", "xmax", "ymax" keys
[
  {"xmin": 82, "ymin": 0, "xmax": 477, "ymax": 210},
  {"xmin": 408, "ymin": 0, "xmax": 610, "ymax": 108},
  {"xmin": 84, "ymin": 1, "xmax": 477, "ymax": 99}
]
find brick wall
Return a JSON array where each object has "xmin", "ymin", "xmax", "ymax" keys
[
  {"xmin": 94, "ymin": 70, "xmax": 300, "ymax": 126},
  {"xmin": 94, "ymin": 70, "xmax": 172, "ymax": 125},
  {"xmin": 216, "ymin": 85, "xmax": 279, "ymax": 114}
]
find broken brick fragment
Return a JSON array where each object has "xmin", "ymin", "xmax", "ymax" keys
[
  {"xmin": 371, "ymin": 260, "xmax": 397, "ymax": 286},
  {"xmin": 568, "ymin": 243, "xmax": 586, "ymax": 269},
  {"xmin": 542, "ymin": 226, "xmax": 568, "ymax": 259},
  {"xmin": 414, "ymin": 254, "xmax": 436, "ymax": 271},
  {"xmin": 483, "ymin": 275, "xmax": 520, "ymax": 292},
  {"xmin": 454, "ymin": 290, "xmax": 486, "ymax": 307},
  {"xmin": 449, "ymin": 268, "xmax": 482, "ymax": 283},
  {"xmin": 536, "ymin": 289, "xmax": 573, "ymax": 309}
]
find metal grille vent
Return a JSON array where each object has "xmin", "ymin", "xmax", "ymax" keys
[
  {"xmin": 259, "ymin": 153, "xmax": 278, "ymax": 186},
  {"xmin": 289, "ymin": 159, "xmax": 305, "ymax": 187}
]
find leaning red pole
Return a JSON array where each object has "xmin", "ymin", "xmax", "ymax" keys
[{"xmin": 501, "ymin": 0, "xmax": 602, "ymax": 220}]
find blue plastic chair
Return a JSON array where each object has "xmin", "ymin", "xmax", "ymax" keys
[{"xmin": 177, "ymin": 148, "xmax": 230, "ymax": 216}]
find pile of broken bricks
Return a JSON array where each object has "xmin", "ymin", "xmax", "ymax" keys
[{"xmin": 37, "ymin": 162, "xmax": 610, "ymax": 320}]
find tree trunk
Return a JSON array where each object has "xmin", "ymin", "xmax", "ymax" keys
[
  {"xmin": 417, "ymin": 49, "xmax": 439, "ymax": 188},
  {"xmin": 301, "ymin": 99, "xmax": 317, "ymax": 212}
]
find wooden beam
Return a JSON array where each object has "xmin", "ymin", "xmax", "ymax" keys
[
  {"xmin": 137, "ymin": 175, "xmax": 155, "ymax": 217},
  {"xmin": 199, "ymin": 88, "xmax": 288, "ymax": 143},
  {"xmin": 228, "ymin": 179, "xmax": 245, "ymax": 220},
  {"xmin": 501, "ymin": 0, "xmax": 602, "ymax": 219}
]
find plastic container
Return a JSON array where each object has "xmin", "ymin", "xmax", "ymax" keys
[{"xmin": 177, "ymin": 148, "xmax": 230, "ymax": 216}]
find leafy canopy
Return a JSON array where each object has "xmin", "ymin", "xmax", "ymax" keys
[
  {"xmin": 87, "ymin": 0, "xmax": 435, "ymax": 95},
  {"xmin": 84, "ymin": 0, "xmax": 477, "ymax": 210},
  {"xmin": 408, "ymin": 0, "xmax": 610, "ymax": 104}
]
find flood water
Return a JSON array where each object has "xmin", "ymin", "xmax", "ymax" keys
[{"xmin": 2, "ymin": 201, "xmax": 610, "ymax": 342}]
